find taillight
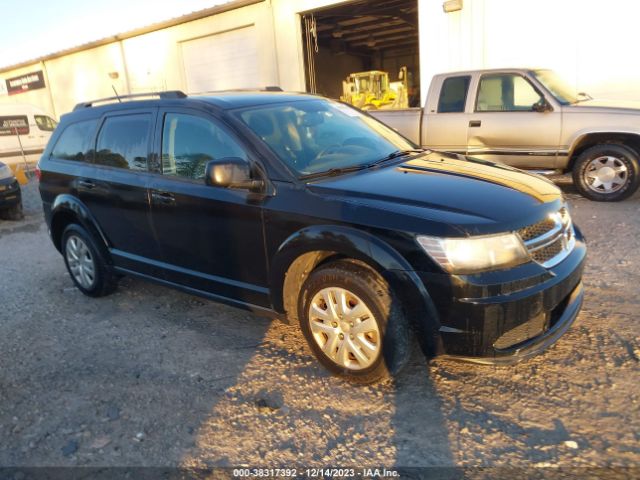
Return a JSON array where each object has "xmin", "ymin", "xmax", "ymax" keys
[{"xmin": 35, "ymin": 166, "xmax": 42, "ymax": 180}]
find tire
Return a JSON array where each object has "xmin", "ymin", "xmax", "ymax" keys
[
  {"xmin": 0, "ymin": 201, "xmax": 23, "ymax": 220},
  {"xmin": 61, "ymin": 224, "xmax": 117, "ymax": 297},
  {"xmin": 572, "ymin": 144, "xmax": 640, "ymax": 201},
  {"xmin": 298, "ymin": 260, "xmax": 410, "ymax": 383}
]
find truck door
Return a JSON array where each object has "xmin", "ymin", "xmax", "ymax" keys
[
  {"xmin": 466, "ymin": 73, "xmax": 561, "ymax": 168},
  {"xmin": 422, "ymin": 75, "xmax": 471, "ymax": 154}
]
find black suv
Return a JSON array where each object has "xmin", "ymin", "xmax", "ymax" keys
[
  {"xmin": 0, "ymin": 161, "xmax": 23, "ymax": 220},
  {"xmin": 38, "ymin": 91, "xmax": 586, "ymax": 382}
]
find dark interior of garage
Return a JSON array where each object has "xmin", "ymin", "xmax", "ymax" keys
[{"xmin": 301, "ymin": 0, "xmax": 419, "ymax": 109}]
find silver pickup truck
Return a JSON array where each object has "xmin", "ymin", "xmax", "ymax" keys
[{"xmin": 370, "ymin": 68, "xmax": 640, "ymax": 201}]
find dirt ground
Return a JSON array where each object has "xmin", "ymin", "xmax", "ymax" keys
[{"xmin": 0, "ymin": 179, "xmax": 638, "ymax": 477}]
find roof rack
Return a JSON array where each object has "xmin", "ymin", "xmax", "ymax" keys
[
  {"xmin": 73, "ymin": 90, "xmax": 187, "ymax": 110},
  {"xmin": 190, "ymin": 86, "xmax": 285, "ymax": 95}
]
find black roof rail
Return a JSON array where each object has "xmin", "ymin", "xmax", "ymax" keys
[
  {"xmin": 73, "ymin": 90, "xmax": 187, "ymax": 111},
  {"xmin": 264, "ymin": 86, "xmax": 283, "ymax": 91}
]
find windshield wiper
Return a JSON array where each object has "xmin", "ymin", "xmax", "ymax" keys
[
  {"xmin": 299, "ymin": 149, "xmax": 427, "ymax": 181},
  {"xmin": 366, "ymin": 149, "xmax": 427, "ymax": 167},
  {"xmin": 299, "ymin": 164, "xmax": 368, "ymax": 181}
]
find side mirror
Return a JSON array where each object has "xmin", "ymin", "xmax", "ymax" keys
[
  {"xmin": 205, "ymin": 157, "xmax": 264, "ymax": 191},
  {"xmin": 532, "ymin": 99, "xmax": 552, "ymax": 112}
]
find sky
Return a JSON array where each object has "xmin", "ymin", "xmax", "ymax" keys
[{"xmin": 0, "ymin": 0, "xmax": 230, "ymax": 69}]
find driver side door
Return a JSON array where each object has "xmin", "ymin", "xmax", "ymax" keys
[
  {"xmin": 466, "ymin": 73, "xmax": 561, "ymax": 168},
  {"xmin": 149, "ymin": 108, "xmax": 270, "ymax": 308}
]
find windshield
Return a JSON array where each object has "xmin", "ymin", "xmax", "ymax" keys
[
  {"xmin": 532, "ymin": 69, "xmax": 579, "ymax": 105},
  {"xmin": 235, "ymin": 99, "xmax": 415, "ymax": 177}
]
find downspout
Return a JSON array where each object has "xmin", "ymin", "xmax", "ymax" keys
[{"xmin": 40, "ymin": 60, "xmax": 57, "ymax": 118}]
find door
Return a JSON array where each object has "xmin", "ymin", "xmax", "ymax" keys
[
  {"xmin": 466, "ymin": 73, "xmax": 561, "ymax": 168},
  {"xmin": 78, "ymin": 109, "xmax": 162, "ymax": 276},
  {"xmin": 181, "ymin": 26, "xmax": 260, "ymax": 93},
  {"xmin": 149, "ymin": 109, "xmax": 269, "ymax": 307},
  {"xmin": 422, "ymin": 75, "xmax": 472, "ymax": 153}
]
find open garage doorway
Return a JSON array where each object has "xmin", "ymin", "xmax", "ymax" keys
[{"xmin": 301, "ymin": 0, "xmax": 419, "ymax": 110}]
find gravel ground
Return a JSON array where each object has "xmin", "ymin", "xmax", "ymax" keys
[{"xmin": 0, "ymin": 179, "xmax": 638, "ymax": 475}]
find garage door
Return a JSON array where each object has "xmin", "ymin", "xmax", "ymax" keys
[{"xmin": 181, "ymin": 26, "xmax": 259, "ymax": 93}]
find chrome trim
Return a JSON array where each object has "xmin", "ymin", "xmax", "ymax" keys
[
  {"xmin": 539, "ymin": 229, "xmax": 576, "ymax": 269},
  {"xmin": 518, "ymin": 209, "xmax": 576, "ymax": 269},
  {"xmin": 524, "ymin": 219, "xmax": 563, "ymax": 251}
]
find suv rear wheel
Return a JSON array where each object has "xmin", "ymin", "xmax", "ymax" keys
[
  {"xmin": 298, "ymin": 260, "xmax": 410, "ymax": 383},
  {"xmin": 572, "ymin": 144, "xmax": 640, "ymax": 201},
  {"xmin": 62, "ymin": 224, "xmax": 117, "ymax": 297}
]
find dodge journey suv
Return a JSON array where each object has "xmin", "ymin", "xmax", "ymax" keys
[{"xmin": 38, "ymin": 90, "xmax": 586, "ymax": 382}]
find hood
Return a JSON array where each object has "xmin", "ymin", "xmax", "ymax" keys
[
  {"xmin": 307, "ymin": 152, "xmax": 563, "ymax": 234},
  {"xmin": 567, "ymin": 98, "xmax": 640, "ymax": 114}
]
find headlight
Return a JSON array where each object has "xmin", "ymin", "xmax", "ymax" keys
[
  {"xmin": 0, "ymin": 164, "xmax": 14, "ymax": 181},
  {"xmin": 417, "ymin": 233, "xmax": 530, "ymax": 274}
]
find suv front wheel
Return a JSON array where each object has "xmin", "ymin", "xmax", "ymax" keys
[
  {"xmin": 298, "ymin": 260, "xmax": 410, "ymax": 383},
  {"xmin": 572, "ymin": 144, "xmax": 640, "ymax": 201},
  {"xmin": 62, "ymin": 224, "xmax": 117, "ymax": 297}
]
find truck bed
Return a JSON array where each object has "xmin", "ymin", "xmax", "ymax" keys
[{"xmin": 369, "ymin": 108, "xmax": 422, "ymax": 145}]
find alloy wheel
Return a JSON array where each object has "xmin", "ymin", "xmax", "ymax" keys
[
  {"xmin": 65, "ymin": 235, "xmax": 96, "ymax": 289},
  {"xmin": 584, "ymin": 155, "xmax": 628, "ymax": 193}
]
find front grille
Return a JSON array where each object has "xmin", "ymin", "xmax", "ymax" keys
[
  {"xmin": 531, "ymin": 236, "xmax": 564, "ymax": 263},
  {"xmin": 518, "ymin": 217, "xmax": 557, "ymax": 242},
  {"xmin": 517, "ymin": 207, "xmax": 575, "ymax": 269},
  {"xmin": 494, "ymin": 311, "xmax": 548, "ymax": 350}
]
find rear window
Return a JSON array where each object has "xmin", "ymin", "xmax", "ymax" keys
[
  {"xmin": 35, "ymin": 115, "xmax": 57, "ymax": 132},
  {"xmin": 95, "ymin": 114, "xmax": 151, "ymax": 171},
  {"xmin": 437, "ymin": 76, "xmax": 471, "ymax": 113},
  {"xmin": 51, "ymin": 119, "xmax": 98, "ymax": 162},
  {"xmin": 0, "ymin": 116, "xmax": 29, "ymax": 136}
]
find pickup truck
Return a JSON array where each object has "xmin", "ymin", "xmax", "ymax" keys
[{"xmin": 370, "ymin": 68, "xmax": 640, "ymax": 202}]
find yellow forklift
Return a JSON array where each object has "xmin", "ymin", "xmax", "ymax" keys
[{"xmin": 340, "ymin": 67, "xmax": 409, "ymax": 110}]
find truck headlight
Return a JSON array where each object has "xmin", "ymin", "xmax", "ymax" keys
[
  {"xmin": 417, "ymin": 233, "xmax": 530, "ymax": 273},
  {"xmin": 0, "ymin": 164, "xmax": 14, "ymax": 181}
]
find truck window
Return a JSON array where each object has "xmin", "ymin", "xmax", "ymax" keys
[
  {"xmin": 95, "ymin": 114, "xmax": 150, "ymax": 171},
  {"xmin": 35, "ymin": 115, "xmax": 57, "ymax": 132},
  {"xmin": 51, "ymin": 119, "xmax": 98, "ymax": 162},
  {"xmin": 476, "ymin": 74, "xmax": 542, "ymax": 112},
  {"xmin": 437, "ymin": 76, "xmax": 470, "ymax": 113}
]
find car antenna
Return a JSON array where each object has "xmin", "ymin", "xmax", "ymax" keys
[{"xmin": 111, "ymin": 85, "xmax": 122, "ymax": 103}]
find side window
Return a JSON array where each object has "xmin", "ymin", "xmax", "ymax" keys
[
  {"xmin": 161, "ymin": 113, "xmax": 247, "ymax": 180},
  {"xmin": 95, "ymin": 114, "xmax": 150, "ymax": 171},
  {"xmin": 476, "ymin": 74, "xmax": 542, "ymax": 112},
  {"xmin": 35, "ymin": 115, "xmax": 57, "ymax": 132},
  {"xmin": 51, "ymin": 119, "xmax": 98, "ymax": 162},
  {"xmin": 437, "ymin": 76, "xmax": 471, "ymax": 113},
  {"xmin": 0, "ymin": 116, "xmax": 29, "ymax": 136}
]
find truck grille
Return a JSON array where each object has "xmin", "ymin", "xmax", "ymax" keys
[{"xmin": 517, "ymin": 207, "xmax": 575, "ymax": 268}]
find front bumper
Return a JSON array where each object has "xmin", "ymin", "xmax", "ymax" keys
[
  {"xmin": 418, "ymin": 230, "xmax": 586, "ymax": 363},
  {"xmin": 0, "ymin": 177, "xmax": 21, "ymax": 208}
]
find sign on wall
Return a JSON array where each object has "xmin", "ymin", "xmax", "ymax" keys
[{"xmin": 6, "ymin": 70, "xmax": 46, "ymax": 95}]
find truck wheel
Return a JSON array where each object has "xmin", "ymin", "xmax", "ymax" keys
[
  {"xmin": 572, "ymin": 144, "xmax": 640, "ymax": 201},
  {"xmin": 61, "ymin": 224, "xmax": 117, "ymax": 297},
  {"xmin": 298, "ymin": 260, "xmax": 410, "ymax": 383},
  {"xmin": 0, "ymin": 201, "xmax": 24, "ymax": 220}
]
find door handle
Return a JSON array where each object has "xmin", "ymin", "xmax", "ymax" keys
[
  {"xmin": 151, "ymin": 191, "xmax": 176, "ymax": 205},
  {"xmin": 469, "ymin": 120, "xmax": 482, "ymax": 127},
  {"xmin": 78, "ymin": 179, "xmax": 95, "ymax": 189}
]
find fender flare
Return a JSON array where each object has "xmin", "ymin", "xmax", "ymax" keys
[
  {"xmin": 269, "ymin": 225, "xmax": 442, "ymax": 355},
  {"xmin": 50, "ymin": 194, "xmax": 110, "ymax": 254}
]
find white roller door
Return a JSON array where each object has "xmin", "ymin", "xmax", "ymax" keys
[{"xmin": 181, "ymin": 26, "xmax": 259, "ymax": 93}]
